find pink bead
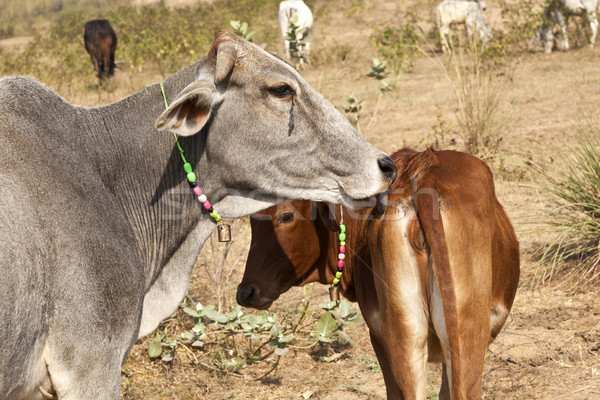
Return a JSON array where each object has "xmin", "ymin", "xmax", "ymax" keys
[
  {"xmin": 339, "ymin": 246, "xmax": 345, "ymax": 254},
  {"xmin": 337, "ymin": 260, "xmax": 344, "ymax": 269},
  {"xmin": 203, "ymin": 201, "xmax": 212, "ymax": 210},
  {"xmin": 193, "ymin": 186, "xmax": 202, "ymax": 196}
]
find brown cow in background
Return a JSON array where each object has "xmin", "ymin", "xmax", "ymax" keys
[
  {"xmin": 84, "ymin": 19, "xmax": 117, "ymax": 85},
  {"xmin": 238, "ymin": 148, "xmax": 520, "ymax": 399}
]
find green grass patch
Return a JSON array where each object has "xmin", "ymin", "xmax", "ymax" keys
[
  {"xmin": 535, "ymin": 120, "xmax": 600, "ymax": 285},
  {"xmin": 0, "ymin": 0, "xmax": 281, "ymax": 92}
]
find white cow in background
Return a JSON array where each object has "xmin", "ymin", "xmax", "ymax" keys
[
  {"xmin": 279, "ymin": 0, "xmax": 313, "ymax": 58},
  {"xmin": 539, "ymin": 0, "xmax": 599, "ymax": 53},
  {"xmin": 436, "ymin": 0, "xmax": 492, "ymax": 53}
]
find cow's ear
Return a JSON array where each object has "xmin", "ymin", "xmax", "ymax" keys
[
  {"xmin": 317, "ymin": 203, "xmax": 341, "ymax": 233},
  {"xmin": 155, "ymin": 80, "xmax": 214, "ymax": 136}
]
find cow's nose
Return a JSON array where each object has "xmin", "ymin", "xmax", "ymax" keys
[
  {"xmin": 236, "ymin": 285, "xmax": 257, "ymax": 307},
  {"xmin": 378, "ymin": 155, "xmax": 397, "ymax": 183}
]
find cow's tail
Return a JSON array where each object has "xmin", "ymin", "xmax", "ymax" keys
[{"xmin": 407, "ymin": 148, "xmax": 464, "ymax": 399}]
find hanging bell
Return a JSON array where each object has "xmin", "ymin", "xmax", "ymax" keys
[
  {"xmin": 329, "ymin": 285, "xmax": 340, "ymax": 302},
  {"xmin": 217, "ymin": 224, "xmax": 231, "ymax": 242}
]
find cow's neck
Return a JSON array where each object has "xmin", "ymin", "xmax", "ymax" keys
[
  {"xmin": 86, "ymin": 60, "xmax": 236, "ymax": 336},
  {"xmin": 87, "ymin": 60, "xmax": 222, "ymax": 288},
  {"xmin": 324, "ymin": 206, "xmax": 372, "ymax": 302}
]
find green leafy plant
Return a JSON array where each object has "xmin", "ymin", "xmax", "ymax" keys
[
  {"xmin": 422, "ymin": 105, "xmax": 458, "ymax": 150},
  {"xmin": 147, "ymin": 332, "xmax": 177, "ymax": 362},
  {"xmin": 366, "ymin": 58, "xmax": 392, "ymax": 129},
  {"xmin": 496, "ymin": 0, "xmax": 544, "ymax": 55},
  {"xmin": 148, "ymin": 292, "xmax": 361, "ymax": 379},
  {"xmin": 230, "ymin": 20, "xmax": 255, "ymax": 42},
  {"xmin": 343, "ymin": 94, "xmax": 363, "ymax": 133},
  {"xmin": 315, "ymin": 300, "xmax": 360, "ymax": 345},
  {"xmin": 230, "ymin": 19, "xmax": 266, "ymax": 48},
  {"xmin": 370, "ymin": 14, "xmax": 422, "ymax": 74},
  {"xmin": 285, "ymin": 14, "xmax": 311, "ymax": 68}
]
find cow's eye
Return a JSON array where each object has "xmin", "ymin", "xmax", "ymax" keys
[
  {"xmin": 268, "ymin": 84, "xmax": 295, "ymax": 98},
  {"xmin": 277, "ymin": 211, "xmax": 295, "ymax": 224}
]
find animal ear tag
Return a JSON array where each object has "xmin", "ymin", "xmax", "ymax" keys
[
  {"xmin": 329, "ymin": 285, "xmax": 340, "ymax": 302},
  {"xmin": 217, "ymin": 224, "xmax": 231, "ymax": 242}
]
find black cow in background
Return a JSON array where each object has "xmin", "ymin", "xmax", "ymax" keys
[{"xmin": 84, "ymin": 19, "xmax": 117, "ymax": 85}]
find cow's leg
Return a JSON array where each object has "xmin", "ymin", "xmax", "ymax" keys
[
  {"xmin": 109, "ymin": 49, "xmax": 116, "ymax": 77},
  {"xmin": 46, "ymin": 351, "xmax": 124, "ymax": 400},
  {"xmin": 283, "ymin": 39, "xmax": 291, "ymax": 58},
  {"xmin": 439, "ymin": 25, "xmax": 452, "ymax": 53},
  {"xmin": 465, "ymin": 16, "xmax": 475, "ymax": 45},
  {"xmin": 44, "ymin": 259, "xmax": 143, "ymax": 399},
  {"xmin": 90, "ymin": 54, "xmax": 99, "ymax": 72},
  {"xmin": 97, "ymin": 59, "xmax": 105, "ymax": 84},
  {"xmin": 103, "ymin": 52, "xmax": 112, "ymax": 80},
  {"xmin": 556, "ymin": 11, "xmax": 569, "ymax": 51},
  {"xmin": 588, "ymin": 11, "xmax": 598, "ymax": 46},
  {"xmin": 369, "ymin": 332, "xmax": 405, "ymax": 399},
  {"xmin": 431, "ymin": 212, "xmax": 493, "ymax": 400},
  {"xmin": 302, "ymin": 27, "xmax": 311, "ymax": 57},
  {"xmin": 439, "ymin": 362, "xmax": 451, "ymax": 400},
  {"xmin": 541, "ymin": 7, "xmax": 556, "ymax": 53},
  {"xmin": 367, "ymin": 215, "xmax": 430, "ymax": 399}
]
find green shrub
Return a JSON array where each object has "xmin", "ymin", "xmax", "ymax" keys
[
  {"xmin": 370, "ymin": 13, "xmax": 422, "ymax": 74},
  {"xmin": 535, "ymin": 121, "xmax": 600, "ymax": 285}
]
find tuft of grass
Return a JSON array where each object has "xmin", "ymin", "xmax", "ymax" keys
[
  {"xmin": 535, "ymin": 121, "xmax": 600, "ymax": 285},
  {"xmin": 445, "ymin": 45, "xmax": 507, "ymax": 160}
]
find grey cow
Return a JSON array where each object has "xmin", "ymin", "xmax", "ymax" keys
[
  {"xmin": 0, "ymin": 32, "xmax": 396, "ymax": 399},
  {"xmin": 539, "ymin": 0, "xmax": 599, "ymax": 53}
]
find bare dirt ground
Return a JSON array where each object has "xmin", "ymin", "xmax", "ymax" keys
[{"xmin": 4, "ymin": 0, "xmax": 598, "ymax": 398}]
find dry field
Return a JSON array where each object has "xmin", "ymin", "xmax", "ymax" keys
[{"xmin": 2, "ymin": 0, "xmax": 599, "ymax": 398}]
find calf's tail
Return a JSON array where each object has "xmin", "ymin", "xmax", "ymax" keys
[{"xmin": 407, "ymin": 149, "xmax": 464, "ymax": 399}]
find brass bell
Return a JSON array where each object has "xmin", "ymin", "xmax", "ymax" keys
[
  {"xmin": 217, "ymin": 224, "xmax": 231, "ymax": 242},
  {"xmin": 329, "ymin": 285, "xmax": 340, "ymax": 302}
]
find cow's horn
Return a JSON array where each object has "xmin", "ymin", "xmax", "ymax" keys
[{"xmin": 214, "ymin": 43, "xmax": 237, "ymax": 87}]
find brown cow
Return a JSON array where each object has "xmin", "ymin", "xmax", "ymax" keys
[
  {"xmin": 84, "ymin": 19, "xmax": 117, "ymax": 85},
  {"xmin": 237, "ymin": 148, "xmax": 520, "ymax": 399}
]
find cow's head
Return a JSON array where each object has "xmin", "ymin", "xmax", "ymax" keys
[
  {"xmin": 236, "ymin": 200, "xmax": 334, "ymax": 309},
  {"xmin": 155, "ymin": 32, "xmax": 396, "ymax": 218}
]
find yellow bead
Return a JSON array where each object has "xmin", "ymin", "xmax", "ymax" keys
[
  {"xmin": 335, "ymin": 271, "xmax": 342, "ymax": 279},
  {"xmin": 332, "ymin": 278, "xmax": 340, "ymax": 285}
]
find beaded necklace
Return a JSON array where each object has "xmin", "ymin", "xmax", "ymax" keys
[
  {"xmin": 160, "ymin": 82, "xmax": 230, "ymax": 242},
  {"xmin": 328, "ymin": 206, "xmax": 346, "ymax": 302}
]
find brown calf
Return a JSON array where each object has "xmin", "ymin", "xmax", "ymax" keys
[
  {"xmin": 237, "ymin": 148, "xmax": 520, "ymax": 399},
  {"xmin": 83, "ymin": 19, "xmax": 117, "ymax": 85}
]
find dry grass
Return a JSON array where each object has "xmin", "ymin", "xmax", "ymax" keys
[{"xmin": 532, "ymin": 120, "xmax": 600, "ymax": 286}]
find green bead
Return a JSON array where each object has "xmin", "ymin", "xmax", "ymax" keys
[
  {"xmin": 340, "ymin": 224, "xmax": 346, "ymax": 233},
  {"xmin": 332, "ymin": 277, "xmax": 340, "ymax": 285},
  {"xmin": 210, "ymin": 212, "xmax": 222, "ymax": 222},
  {"xmin": 339, "ymin": 233, "xmax": 346, "ymax": 242},
  {"xmin": 340, "ymin": 241, "xmax": 345, "ymax": 246},
  {"xmin": 335, "ymin": 271, "xmax": 342, "ymax": 279},
  {"xmin": 183, "ymin": 163, "xmax": 192, "ymax": 173},
  {"xmin": 186, "ymin": 172, "xmax": 196, "ymax": 183}
]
